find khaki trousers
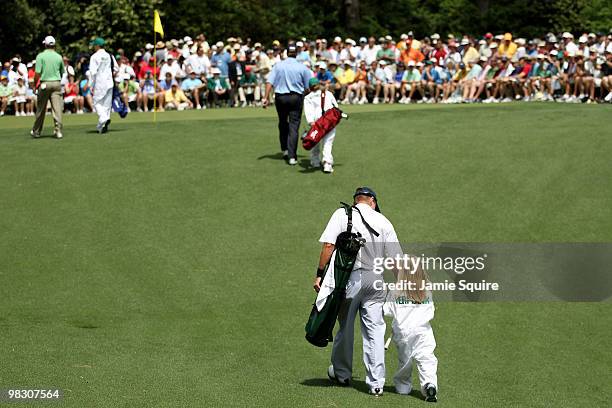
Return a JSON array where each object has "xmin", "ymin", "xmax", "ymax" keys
[{"xmin": 32, "ymin": 81, "xmax": 63, "ymax": 135}]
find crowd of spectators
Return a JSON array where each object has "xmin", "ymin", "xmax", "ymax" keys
[{"xmin": 2, "ymin": 29, "xmax": 612, "ymax": 117}]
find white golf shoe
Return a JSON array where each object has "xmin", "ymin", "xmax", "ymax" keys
[{"xmin": 327, "ymin": 365, "xmax": 350, "ymax": 386}]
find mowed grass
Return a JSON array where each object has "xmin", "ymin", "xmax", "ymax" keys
[{"xmin": 0, "ymin": 103, "xmax": 611, "ymax": 407}]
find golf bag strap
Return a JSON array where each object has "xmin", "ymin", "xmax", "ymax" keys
[
  {"xmin": 110, "ymin": 53, "xmax": 117, "ymax": 91},
  {"xmin": 340, "ymin": 202, "xmax": 352, "ymax": 233},
  {"xmin": 352, "ymin": 205, "xmax": 380, "ymax": 237},
  {"xmin": 321, "ymin": 90, "xmax": 326, "ymax": 116},
  {"xmin": 339, "ymin": 202, "xmax": 379, "ymax": 237}
]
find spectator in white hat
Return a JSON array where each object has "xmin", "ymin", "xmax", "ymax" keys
[
  {"xmin": 362, "ymin": 36, "xmax": 380, "ymax": 65},
  {"xmin": 211, "ymin": 42, "xmax": 231, "ymax": 77},
  {"xmin": 461, "ymin": 39, "xmax": 479, "ymax": 64},
  {"xmin": 563, "ymin": 32, "xmax": 578, "ymax": 54},
  {"xmin": 207, "ymin": 67, "xmax": 230, "ymax": 107},
  {"xmin": 339, "ymin": 39, "xmax": 358, "ymax": 69}
]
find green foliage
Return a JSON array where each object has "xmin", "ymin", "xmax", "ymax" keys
[
  {"xmin": 0, "ymin": 0, "xmax": 44, "ymax": 60},
  {"xmin": 2, "ymin": 0, "xmax": 611, "ymax": 62}
]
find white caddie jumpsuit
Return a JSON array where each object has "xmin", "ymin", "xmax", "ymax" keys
[
  {"xmin": 89, "ymin": 49, "xmax": 118, "ymax": 130},
  {"xmin": 318, "ymin": 203, "xmax": 403, "ymax": 391},
  {"xmin": 304, "ymin": 89, "xmax": 337, "ymax": 167},
  {"xmin": 384, "ymin": 290, "xmax": 438, "ymax": 396}
]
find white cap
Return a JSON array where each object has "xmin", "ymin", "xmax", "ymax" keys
[
  {"xmin": 478, "ymin": 39, "xmax": 486, "ymax": 45},
  {"xmin": 489, "ymin": 42, "xmax": 498, "ymax": 49},
  {"xmin": 495, "ymin": 34, "xmax": 504, "ymax": 40},
  {"xmin": 536, "ymin": 53, "xmax": 545, "ymax": 59},
  {"xmin": 43, "ymin": 35, "xmax": 56, "ymax": 46},
  {"xmin": 562, "ymin": 32, "xmax": 573, "ymax": 39},
  {"xmin": 216, "ymin": 41, "xmax": 224, "ymax": 48},
  {"xmin": 588, "ymin": 32, "xmax": 596, "ymax": 38},
  {"xmin": 296, "ymin": 41, "xmax": 304, "ymax": 47},
  {"xmin": 589, "ymin": 45, "xmax": 598, "ymax": 53},
  {"xmin": 211, "ymin": 67, "xmax": 221, "ymax": 74},
  {"xmin": 254, "ymin": 42, "xmax": 262, "ymax": 48},
  {"xmin": 516, "ymin": 38, "xmax": 526, "ymax": 45},
  {"xmin": 333, "ymin": 36, "xmax": 342, "ymax": 43},
  {"xmin": 346, "ymin": 38, "xmax": 356, "ymax": 46},
  {"xmin": 359, "ymin": 37, "xmax": 367, "ymax": 43},
  {"xmin": 407, "ymin": 60, "xmax": 415, "ymax": 67},
  {"xmin": 384, "ymin": 35, "xmax": 392, "ymax": 41},
  {"xmin": 211, "ymin": 45, "xmax": 218, "ymax": 51},
  {"xmin": 145, "ymin": 43, "xmax": 154, "ymax": 50},
  {"xmin": 134, "ymin": 51, "xmax": 142, "ymax": 57},
  {"xmin": 379, "ymin": 60, "xmax": 387, "ymax": 65},
  {"xmin": 460, "ymin": 38, "xmax": 469, "ymax": 45},
  {"xmin": 400, "ymin": 33, "xmax": 408, "ymax": 40},
  {"xmin": 578, "ymin": 36, "xmax": 588, "ymax": 43},
  {"xmin": 122, "ymin": 73, "xmax": 131, "ymax": 81},
  {"xmin": 416, "ymin": 61, "xmax": 424, "ymax": 67},
  {"xmin": 550, "ymin": 49, "xmax": 558, "ymax": 56},
  {"xmin": 183, "ymin": 36, "xmax": 192, "ymax": 43},
  {"xmin": 479, "ymin": 56, "xmax": 488, "ymax": 62},
  {"xmin": 431, "ymin": 33, "xmax": 440, "ymax": 40},
  {"xmin": 317, "ymin": 61, "xmax": 327, "ymax": 69},
  {"xmin": 251, "ymin": 50, "xmax": 260, "ymax": 58},
  {"xmin": 233, "ymin": 43, "xmax": 240, "ymax": 50}
]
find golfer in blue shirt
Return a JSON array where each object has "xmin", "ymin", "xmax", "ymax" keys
[{"xmin": 263, "ymin": 44, "xmax": 312, "ymax": 165}]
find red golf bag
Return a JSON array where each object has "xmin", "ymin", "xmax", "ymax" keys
[{"xmin": 302, "ymin": 91, "xmax": 346, "ymax": 151}]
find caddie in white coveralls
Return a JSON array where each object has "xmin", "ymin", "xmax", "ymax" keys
[
  {"xmin": 88, "ymin": 37, "xmax": 118, "ymax": 134},
  {"xmin": 303, "ymin": 76, "xmax": 337, "ymax": 173},
  {"xmin": 384, "ymin": 284, "xmax": 438, "ymax": 402},
  {"xmin": 313, "ymin": 187, "xmax": 403, "ymax": 396}
]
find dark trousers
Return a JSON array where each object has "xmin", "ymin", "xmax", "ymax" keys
[{"xmin": 275, "ymin": 92, "xmax": 303, "ymax": 160}]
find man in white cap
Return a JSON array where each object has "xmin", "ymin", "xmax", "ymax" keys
[
  {"xmin": 31, "ymin": 36, "xmax": 64, "ymax": 139},
  {"xmin": 89, "ymin": 37, "xmax": 118, "ymax": 134},
  {"xmin": 562, "ymin": 32, "xmax": 578, "ymax": 54}
]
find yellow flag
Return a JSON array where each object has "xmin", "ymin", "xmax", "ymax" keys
[{"xmin": 154, "ymin": 10, "xmax": 164, "ymax": 38}]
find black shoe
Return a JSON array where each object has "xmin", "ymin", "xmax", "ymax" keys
[
  {"xmin": 327, "ymin": 365, "xmax": 350, "ymax": 387},
  {"xmin": 424, "ymin": 383, "xmax": 437, "ymax": 402},
  {"xmin": 101, "ymin": 119, "xmax": 111, "ymax": 134}
]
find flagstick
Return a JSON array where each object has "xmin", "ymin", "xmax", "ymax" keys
[{"xmin": 153, "ymin": 25, "xmax": 157, "ymax": 124}]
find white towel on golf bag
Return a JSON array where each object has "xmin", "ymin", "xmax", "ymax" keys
[{"xmin": 315, "ymin": 250, "xmax": 337, "ymax": 311}]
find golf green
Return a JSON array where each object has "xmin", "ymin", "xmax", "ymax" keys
[{"xmin": 1, "ymin": 103, "xmax": 610, "ymax": 407}]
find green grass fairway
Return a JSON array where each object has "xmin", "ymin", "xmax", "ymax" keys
[{"xmin": 1, "ymin": 104, "xmax": 611, "ymax": 407}]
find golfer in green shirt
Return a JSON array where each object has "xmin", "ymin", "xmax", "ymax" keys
[{"xmin": 31, "ymin": 35, "xmax": 65, "ymax": 139}]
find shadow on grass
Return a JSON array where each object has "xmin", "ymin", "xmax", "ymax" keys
[
  {"xmin": 257, "ymin": 152, "xmax": 286, "ymax": 161},
  {"xmin": 300, "ymin": 378, "xmax": 336, "ymax": 388},
  {"xmin": 301, "ymin": 377, "xmax": 424, "ymax": 400},
  {"xmin": 298, "ymin": 159, "xmax": 342, "ymax": 174},
  {"xmin": 84, "ymin": 128, "xmax": 126, "ymax": 134}
]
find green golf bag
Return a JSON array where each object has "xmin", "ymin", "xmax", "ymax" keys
[{"xmin": 305, "ymin": 202, "xmax": 378, "ymax": 347}]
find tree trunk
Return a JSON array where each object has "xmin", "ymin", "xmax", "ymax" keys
[{"xmin": 344, "ymin": 0, "xmax": 360, "ymax": 30}]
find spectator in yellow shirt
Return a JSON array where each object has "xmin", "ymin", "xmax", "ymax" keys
[
  {"xmin": 461, "ymin": 39, "xmax": 480, "ymax": 65},
  {"xmin": 497, "ymin": 33, "xmax": 517, "ymax": 58},
  {"xmin": 337, "ymin": 60, "xmax": 356, "ymax": 103},
  {"xmin": 164, "ymin": 83, "xmax": 193, "ymax": 110}
]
